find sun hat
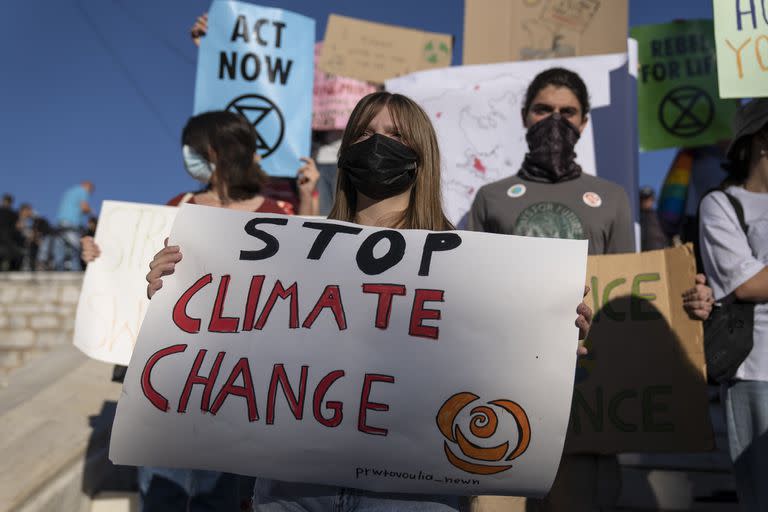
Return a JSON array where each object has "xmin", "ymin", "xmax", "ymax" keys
[{"xmin": 726, "ymin": 98, "xmax": 768, "ymax": 160}]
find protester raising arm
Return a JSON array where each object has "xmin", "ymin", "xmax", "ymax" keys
[
  {"xmin": 191, "ymin": 11, "xmax": 319, "ymax": 218},
  {"xmin": 296, "ymin": 157, "xmax": 320, "ymax": 216},
  {"xmin": 190, "ymin": 12, "xmax": 207, "ymax": 47}
]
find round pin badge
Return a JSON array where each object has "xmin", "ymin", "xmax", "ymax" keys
[
  {"xmin": 507, "ymin": 184, "xmax": 527, "ymax": 198},
  {"xmin": 583, "ymin": 192, "xmax": 603, "ymax": 208}
]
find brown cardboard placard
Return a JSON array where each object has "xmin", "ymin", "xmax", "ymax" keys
[
  {"xmin": 567, "ymin": 245, "xmax": 714, "ymax": 454},
  {"xmin": 463, "ymin": 0, "xmax": 629, "ymax": 65},
  {"xmin": 319, "ymin": 14, "xmax": 453, "ymax": 83}
]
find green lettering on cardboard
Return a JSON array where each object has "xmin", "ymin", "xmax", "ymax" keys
[
  {"xmin": 571, "ymin": 387, "xmax": 604, "ymax": 434},
  {"xmin": 631, "ymin": 273, "xmax": 662, "ymax": 321},
  {"xmin": 591, "ymin": 276, "xmax": 601, "ymax": 322},
  {"xmin": 643, "ymin": 385, "xmax": 674, "ymax": 432},
  {"xmin": 601, "ymin": 278, "xmax": 626, "ymax": 321},
  {"xmin": 608, "ymin": 390, "xmax": 639, "ymax": 432}
]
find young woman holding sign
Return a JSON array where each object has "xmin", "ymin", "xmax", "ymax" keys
[
  {"xmin": 144, "ymin": 111, "xmax": 304, "ymax": 512},
  {"xmin": 85, "ymin": 112, "xmax": 312, "ymax": 512},
  {"xmin": 147, "ymin": 92, "xmax": 593, "ymax": 511}
]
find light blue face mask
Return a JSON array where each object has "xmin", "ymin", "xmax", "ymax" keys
[{"xmin": 182, "ymin": 145, "xmax": 215, "ymax": 183}]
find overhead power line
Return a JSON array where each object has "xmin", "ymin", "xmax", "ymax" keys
[
  {"xmin": 111, "ymin": 0, "xmax": 196, "ymax": 66},
  {"xmin": 71, "ymin": 0, "xmax": 177, "ymax": 141}
]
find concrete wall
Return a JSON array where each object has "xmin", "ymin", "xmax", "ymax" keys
[{"xmin": 0, "ymin": 272, "xmax": 82, "ymax": 374}]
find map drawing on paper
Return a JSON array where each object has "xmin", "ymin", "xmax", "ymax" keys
[{"xmin": 387, "ymin": 52, "xmax": 628, "ymax": 226}]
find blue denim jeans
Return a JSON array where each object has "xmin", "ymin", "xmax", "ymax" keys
[
  {"xmin": 722, "ymin": 380, "xmax": 768, "ymax": 512},
  {"xmin": 251, "ymin": 479, "xmax": 464, "ymax": 512},
  {"xmin": 138, "ymin": 466, "xmax": 241, "ymax": 512},
  {"xmin": 52, "ymin": 223, "xmax": 82, "ymax": 271}
]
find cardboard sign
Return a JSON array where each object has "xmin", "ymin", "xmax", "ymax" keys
[
  {"xmin": 386, "ymin": 52, "xmax": 637, "ymax": 227},
  {"xmin": 462, "ymin": 0, "xmax": 628, "ymax": 65},
  {"xmin": 713, "ymin": 0, "xmax": 768, "ymax": 98},
  {"xmin": 73, "ymin": 201, "xmax": 177, "ymax": 365},
  {"xmin": 632, "ymin": 20, "xmax": 740, "ymax": 151},
  {"xmin": 194, "ymin": 2, "xmax": 315, "ymax": 177},
  {"xmin": 318, "ymin": 14, "xmax": 452, "ymax": 84},
  {"xmin": 110, "ymin": 204, "xmax": 589, "ymax": 496},
  {"xmin": 313, "ymin": 42, "xmax": 377, "ymax": 130},
  {"xmin": 568, "ymin": 245, "xmax": 713, "ymax": 454}
]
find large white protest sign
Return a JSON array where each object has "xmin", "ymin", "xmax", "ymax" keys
[
  {"xmin": 386, "ymin": 52, "xmax": 636, "ymax": 226},
  {"xmin": 110, "ymin": 204, "xmax": 588, "ymax": 496},
  {"xmin": 74, "ymin": 201, "xmax": 177, "ymax": 365}
]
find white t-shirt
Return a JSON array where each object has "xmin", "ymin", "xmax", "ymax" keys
[{"xmin": 699, "ymin": 186, "xmax": 768, "ymax": 381}]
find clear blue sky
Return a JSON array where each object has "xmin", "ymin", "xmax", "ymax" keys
[{"xmin": 1, "ymin": 0, "xmax": 714, "ymax": 220}]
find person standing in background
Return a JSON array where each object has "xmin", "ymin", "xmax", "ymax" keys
[
  {"xmin": 699, "ymin": 99, "xmax": 768, "ymax": 512},
  {"xmin": 639, "ymin": 186, "xmax": 669, "ymax": 251},
  {"xmin": 81, "ymin": 111, "xmax": 303, "ymax": 512},
  {"xmin": 0, "ymin": 194, "xmax": 21, "ymax": 270},
  {"xmin": 469, "ymin": 67, "xmax": 714, "ymax": 512},
  {"xmin": 16, "ymin": 203, "xmax": 37, "ymax": 270},
  {"xmin": 469, "ymin": 68, "xmax": 635, "ymax": 256},
  {"xmin": 52, "ymin": 181, "xmax": 93, "ymax": 270}
]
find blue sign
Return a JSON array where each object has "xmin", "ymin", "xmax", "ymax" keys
[{"xmin": 194, "ymin": 1, "xmax": 315, "ymax": 178}]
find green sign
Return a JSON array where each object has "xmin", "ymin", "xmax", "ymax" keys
[
  {"xmin": 632, "ymin": 20, "xmax": 739, "ymax": 151},
  {"xmin": 713, "ymin": 0, "xmax": 768, "ymax": 99}
]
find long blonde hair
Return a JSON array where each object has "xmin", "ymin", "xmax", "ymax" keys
[{"xmin": 328, "ymin": 92, "xmax": 452, "ymax": 231}]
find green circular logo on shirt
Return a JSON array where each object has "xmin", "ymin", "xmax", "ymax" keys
[{"xmin": 513, "ymin": 202, "xmax": 586, "ymax": 240}]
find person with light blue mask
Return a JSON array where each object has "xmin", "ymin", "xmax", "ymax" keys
[
  {"xmin": 82, "ymin": 111, "xmax": 307, "ymax": 512},
  {"xmin": 182, "ymin": 143, "xmax": 216, "ymax": 183},
  {"xmin": 81, "ymin": 112, "xmax": 317, "ymax": 262}
]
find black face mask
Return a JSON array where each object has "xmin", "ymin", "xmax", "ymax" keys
[
  {"xmin": 339, "ymin": 134, "xmax": 418, "ymax": 200},
  {"xmin": 518, "ymin": 114, "xmax": 582, "ymax": 183}
]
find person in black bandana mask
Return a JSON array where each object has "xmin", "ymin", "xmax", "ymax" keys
[
  {"xmin": 468, "ymin": 69, "xmax": 714, "ymax": 512},
  {"xmin": 469, "ymin": 67, "xmax": 634, "ymax": 256},
  {"xmin": 519, "ymin": 112, "xmax": 582, "ymax": 184}
]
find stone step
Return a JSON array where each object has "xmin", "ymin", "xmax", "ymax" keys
[
  {"xmin": 0, "ymin": 344, "xmax": 122, "ymax": 512},
  {"xmin": 90, "ymin": 492, "xmax": 138, "ymax": 512}
]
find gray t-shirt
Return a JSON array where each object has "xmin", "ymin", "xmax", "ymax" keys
[
  {"xmin": 467, "ymin": 174, "xmax": 635, "ymax": 255},
  {"xmin": 699, "ymin": 186, "xmax": 768, "ymax": 382}
]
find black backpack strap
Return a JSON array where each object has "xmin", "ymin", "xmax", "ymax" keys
[
  {"xmin": 695, "ymin": 188, "xmax": 749, "ymax": 273},
  {"xmin": 700, "ymin": 188, "xmax": 752, "ymax": 306},
  {"xmin": 720, "ymin": 191, "xmax": 749, "ymax": 235}
]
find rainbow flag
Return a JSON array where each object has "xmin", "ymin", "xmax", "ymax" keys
[{"xmin": 658, "ymin": 149, "xmax": 693, "ymax": 235}]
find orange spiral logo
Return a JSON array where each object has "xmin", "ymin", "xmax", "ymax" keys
[{"xmin": 436, "ymin": 392, "xmax": 531, "ymax": 475}]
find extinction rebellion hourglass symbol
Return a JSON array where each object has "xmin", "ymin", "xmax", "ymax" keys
[
  {"xmin": 227, "ymin": 94, "xmax": 286, "ymax": 158},
  {"xmin": 658, "ymin": 86, "xmax": 715, "ymax": 138}
]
